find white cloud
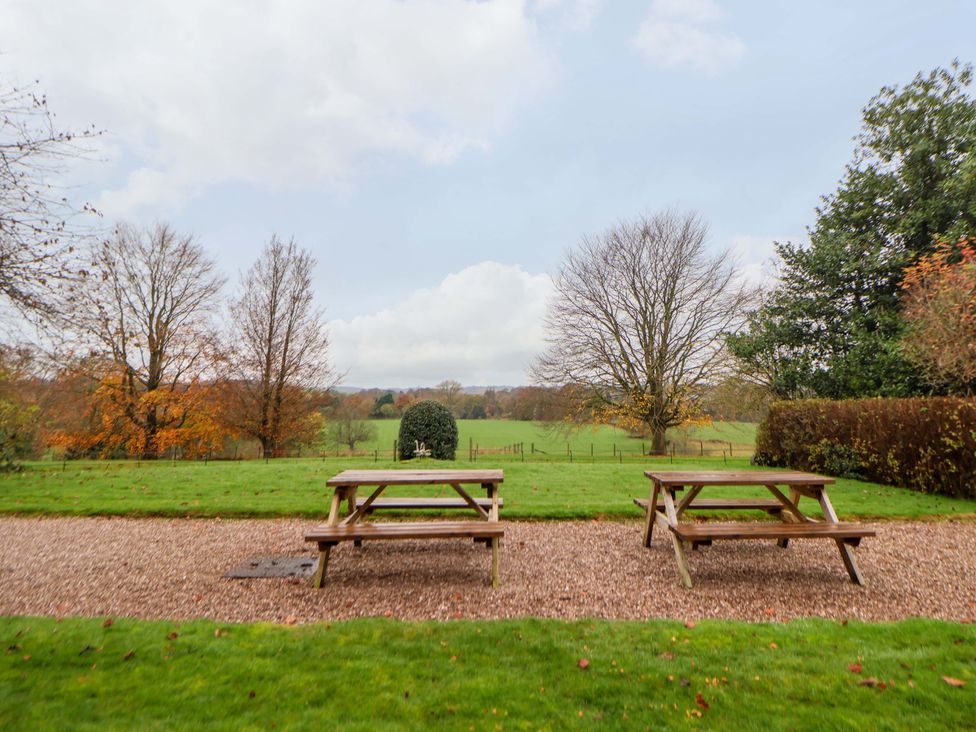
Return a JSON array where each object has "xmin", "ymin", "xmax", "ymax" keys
[
  {"xmin": 328, "ymin": 261, "xmax": 552, "ymax": 387},
  {"xmin": 633, "ymin": 0, "xmax": 744, "ymax": 74},
  {"xmin": 0, "ymin": 0, "xmax": 555, "ymax": 217},
  {"xmin": 729, "ymin": 234, "xmax": 794, "ymax": 287},
  {"xmin": 532, "ymin": 0, "xmax": 606, "ymax": 32}
]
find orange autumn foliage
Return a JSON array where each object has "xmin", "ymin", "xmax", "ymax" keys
[
  {"xmin": 901, "ymin": 237, "xmax": 976, "ymax": 392},
  {"xmin": 49, "ymin": 372, "xmax": 233, "ymax": 458}
]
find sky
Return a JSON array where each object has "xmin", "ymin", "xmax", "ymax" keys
[{"xmin": 1, "ymin": 0, "xmax": 974, "ymax": 388}]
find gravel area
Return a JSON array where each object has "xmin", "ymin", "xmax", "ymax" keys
[{"xmin": 0, "ymin": 517, "xmax": 974, "ymax": 624}]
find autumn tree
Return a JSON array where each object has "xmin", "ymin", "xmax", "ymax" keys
[
  {"xmin": 71, "ymin": 223, "xmax": 225, "ymax": 459},
  {"xmin": 534, "ymin": 211, "xmax": 755, "ymax": 454},
  {"xmin": 325, "ymin": 393, "xmax": 376, "ymax": 452},
  {"xmin": 900, "ymin": 238, "xmax": 976, "ymax": 393},
  {"xmin": 224, "ymin": 236, "xmax": 332, "ymax": 457},
  {"xmin": 1, "ymin": 78, "xmax": 100, "ymax": 321},
  {"xmin": 437, "ymin": 379, "xmax": 462, "ymax": 415}
]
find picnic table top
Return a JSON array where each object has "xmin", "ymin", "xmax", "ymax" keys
[
  {"xmin": 326, "ymin": 469, "xmax": 504, "ymax": 487},
  {"xmin": 643, "ymin": 470, "xmax": 835, "ymax": 487}
]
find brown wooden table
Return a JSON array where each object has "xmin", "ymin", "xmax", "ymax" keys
[
  {"xmin": 305, "ymin": 469, "xmax": 504, "ymax": 588},
  {"xmin": 640, "ymin": 470, "xmax": 875, "ymax": 588}
]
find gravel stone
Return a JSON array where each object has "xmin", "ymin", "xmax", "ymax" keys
[{"xmin": 0, "ymin": 517, "xmax": 974, "ymax": 624}]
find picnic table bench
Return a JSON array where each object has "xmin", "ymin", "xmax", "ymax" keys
[
  {"xmin": 639, "ymin": 470, "xmax": 875, "ymax": 588},
  {"xmin": 305, "ymin": 469, "xmax": 504, "ymax": 588}
]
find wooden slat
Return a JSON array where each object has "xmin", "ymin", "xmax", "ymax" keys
[
  {"xmin": 670, "ymin": 522, "xmax": 874, "ymax": 541},
  {"xmin": 644, "ymin": 470, "xmax": 834, "ymax": 487},
  {"xmin": 356, "ymin": 497, "xmax": 504, "ymax": 510},
  {"xmin": 633, "ymin": 497, "xmax": 785, "ymax": 512},
  {"xmin": 328, "ymin": 469, "xmax": 504, "ymax": 487},
  {"xmin": 306, "ymin": 521, "xmax": 505, "ymax": 542}
]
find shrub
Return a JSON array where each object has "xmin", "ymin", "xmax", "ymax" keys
[
  {"xmin": 755, "ymin": 397, "xmax": 976, "ymax": 498},
  {"xmin": 398, "ymin": 400, "xmax": 458, "ymax": 460}
]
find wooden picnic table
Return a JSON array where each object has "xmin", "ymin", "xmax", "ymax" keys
[
  {"xmin": 305, "ymin": 469, "xmax": 505, "ymax": 588},
  {"xmin": 639, "ymin": 470, "xmax": 875, "ymax": 588}
]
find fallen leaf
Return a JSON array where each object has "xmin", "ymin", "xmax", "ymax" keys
[
  {"xmin": 102, "ymin": 618, "xmax": 113, "ymax": 628},
  {"xmin": 942, "ymin": 676, "xmax": 966, "ymax": 687},
  {"xmin": 859, "ymin": 677, "xmax": 879, "ymax": 687},
  {"xmin": 680, "ymin": 678, "xmax": 690, "ymax": 687},
  {"xmin": 248, "ymin": 690, "xmax": 256, "ymax": 699},
  {"xmin": 695, "ymin": 692, "xmax": 709, "ymax": 711},
  {"xmin": 849, "ymin": 663, "xmax": 863, "ymax": 674},
  {"xmin": 284, "ymin": 615, "xmax": 298, "ymax": 625},
  {"xmin": 122, "ymin": 650, "xmax": 135, "ymax": 661},
  {"xmin": 22, "ymin": 655, "xmax": 30, "ymax": 662},
  {"xmin": 578, "ymin": 658, "xmax": 590, "ymax": 670},
  {"xmin": 660, "ymin": 651, "xmax": 674, "ymax": 660},
  {"xmin": 769, "ymin": 642, "xmax": 778, "ymax": 650},
  {"xmin": 684, "ymin": 621, "xmax": 696, "ymax": 629},
  {"xmin": 764, "ymin": 608, "xmax": 775, "ymax": 616},
  {"xmin": 166, "ymin": 632, "xmax": 179, "ymax": 641}
]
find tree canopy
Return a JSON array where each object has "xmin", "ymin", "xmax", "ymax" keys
[{"xmin": 729, "ymin": 61, "xmax": 976, "ymax": 398}]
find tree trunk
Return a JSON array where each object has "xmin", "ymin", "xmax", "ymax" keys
[
  {"xmin": 141, "ymin": 407, "xmax": 159, "ymax": 460},
  {"xmin": 651, "ymin": 427, "xmax": 667, "ymax": 455}
]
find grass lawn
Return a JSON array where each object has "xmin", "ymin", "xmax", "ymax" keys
[
  {"xmin": 355, "ymin": 419, "xmax": 758, "ymax": 457},
  {"xmin": 2, "ymin": 455, "xmax": 975, "ymax": 520},
  {"xmin": 1, "ymin": 615, "xmax": 972, "ymax": 730}
]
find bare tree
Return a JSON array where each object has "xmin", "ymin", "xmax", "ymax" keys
[
  {"xmin": 436, "ymin": 379, "xmax": 462, "ymax": 415},
  {"xmin": 534, "ymin": 211, "xmax": 756, "ymax": 454},
  {"xmin": 1, "ymin": 79, "xmax": 101, "ymax": 320},
  {"xmin": 226, "ymin": 236, "xmax": 333, "ymax": 457},
  {"xmin": 73, "ymin": 223, "xmax": 224, "ymax": 458}
]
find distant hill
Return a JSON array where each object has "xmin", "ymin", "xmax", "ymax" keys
[{"xmin": 334, "ymin": 385, "xmax": 519, "ymax": 395}]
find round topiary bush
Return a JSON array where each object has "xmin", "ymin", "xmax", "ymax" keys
[{"xmin": 398, "ymin": 400, "xmax": 458, "ymax": 460}]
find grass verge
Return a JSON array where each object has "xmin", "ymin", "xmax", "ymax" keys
[{"xmin": 1, "ymin": 615, "xmax": 973, "ymax": 730}]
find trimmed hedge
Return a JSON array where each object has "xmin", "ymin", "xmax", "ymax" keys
[
  {"xmin": 398, "ymin": 400, "xmax": 458, "ymax": 460},
  {"xmin": 755, "ymin": 397, "xmax": 976, "ymax": 498}
]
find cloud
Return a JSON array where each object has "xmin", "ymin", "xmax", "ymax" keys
[
  {"xmin": 0, "ymin": 0, "xmax": 555, "ymax": 217},
  {"xmin": 633, "ymin": 0, "xmax": 744, "ymax": 74},
  {"xmin": 328, "ymin": 262, "xmax": 552, "ymax": 387},
  {"xmin": 729, "ymin": 234, "xmax": 794, "ymax": 287},
  {"xmin": 532, "ymin": 0, "xmax": 605, "ymax": 31}
]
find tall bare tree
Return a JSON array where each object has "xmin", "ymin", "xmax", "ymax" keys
[
  {"xmin": 74, "ymin": 223, "xmax": 224, "ymax": 458},
  {"xmin": 226, "ymin": 236, "xmax": 333, "ymax": 457},
  {"xmin": 1, "ymin": 79, "xmax": 101, "ymax": 320},
  {"xmin": 534, "ymin": 211, "xmax": 756, "ymax": 454}
]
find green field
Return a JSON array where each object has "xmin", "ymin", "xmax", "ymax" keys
[
  {"xmin": 348, "ymin": 419, "xmax": 757, "ymax": 457},
  {"xmin": 3, "ymin": 454, "xmax": 975, "ymax": 520},
  {"xmin": 1, "ymin": 615, "xmax": 972, "ymax": 730}
]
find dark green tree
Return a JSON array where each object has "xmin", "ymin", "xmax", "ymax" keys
[
  {"xmin": 398, "ymin": 399, "xmax": 458, "ymax": 460},
  {"xmin": 729, "ymin": 61, "xmax": 976, "ymax": 398}
]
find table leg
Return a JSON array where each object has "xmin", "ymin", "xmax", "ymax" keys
[
  {"xmin": 817, "ymin": 487, "xmax": 865, "ymax": 585},
  {"xmin": 777, "ymin": 488, "xmax": 803, "ymax": 548},
  {"xmin": 661, "ymin": 488, "xmax": 693, "ymax": 588},
  {"xmin": 642, "ymin": 480, "xmax": 660, "ymax": 547},
  {"xmin": 313, "ymin": 541, "xmax": 334, "ymax": 588},
  {"xmin": 491, "ymin": 536, "xmax": 500, "ymax": 587}
]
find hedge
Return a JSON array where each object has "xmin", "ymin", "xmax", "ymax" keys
[{"xmin": 755, "ymin": 397, "xmax": 976, "ymax": 499}]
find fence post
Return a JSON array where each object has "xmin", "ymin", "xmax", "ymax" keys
[
  {"xmin": 700, "ymin": 440, "xmax": 704, "ymax": 456},
  {"xmin": 393, "ymin": 440, "xmax": 398, "ymax": 462},
  {"xmin": 729, "ymin": 441, "xmax": 733, "ymax": 457},
  {"xmin": 531, "ymin": 442, "xmax": 535, "ymax": 454},
  {"xmin": 569, "ymin": 449, "xmax": 573, "ymax": 463}
]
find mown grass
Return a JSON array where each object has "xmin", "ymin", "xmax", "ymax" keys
[
  {"xmin": 352, "ymin": 419, "xmax": 758, "ymax": 457},
  {"xmin": 1, "ymin": 615, "xmax": 972, "ymax": 730},
  {"xmin": 3, "ymin": 455, "xmax": 975, "ymax": 520}
]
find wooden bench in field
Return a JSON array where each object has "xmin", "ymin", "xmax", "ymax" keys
[
  {"xmin": 633, "ymin": 497, "xmax": 783, "ymax": 515},
  {"xmin": 305, "ymin": 521, "xmax": 506, "ymax": 587},
  {"xmin": 639, "ymin": 470, "xmax": 876, "ymax": 588},
  {"xmin": 307, "ymin": 469, "xmax": 505, "ymax": 589}
]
